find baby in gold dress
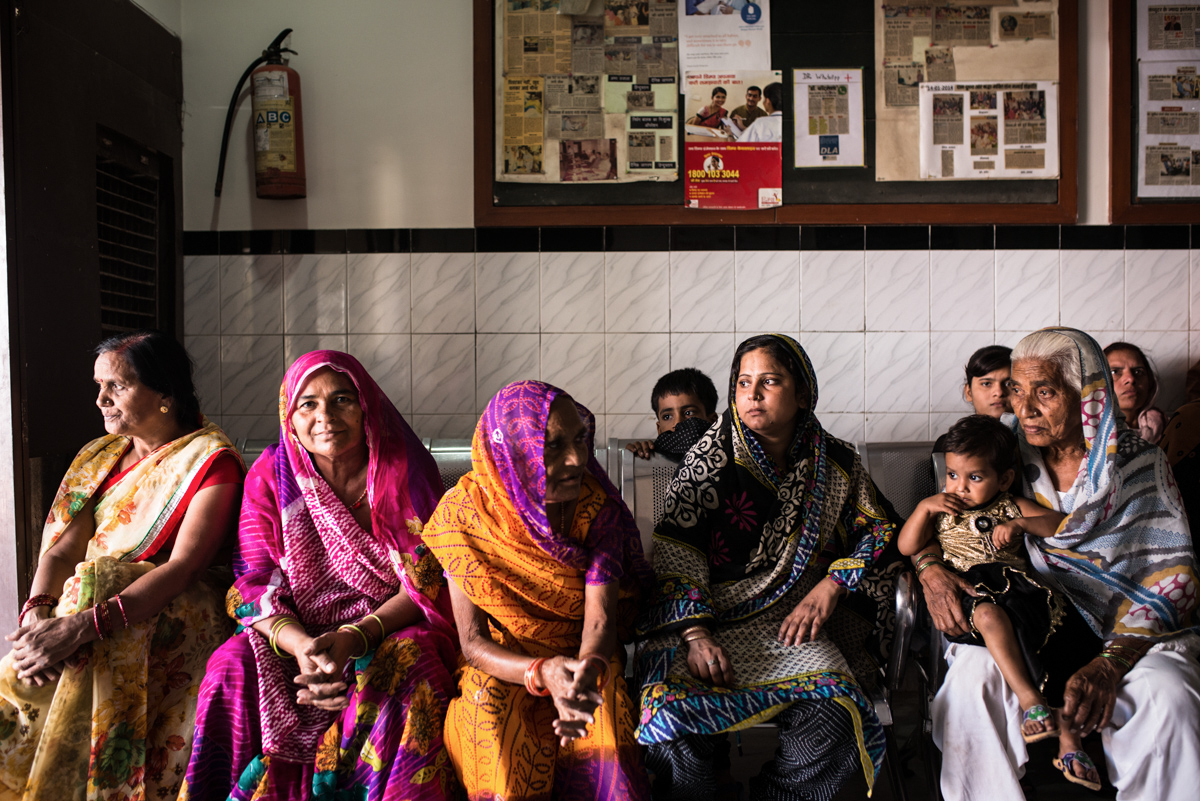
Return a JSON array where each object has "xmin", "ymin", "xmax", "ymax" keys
[{"xmin": 899, "ymin": 415, "xmax": 1090, "ymax": 768}]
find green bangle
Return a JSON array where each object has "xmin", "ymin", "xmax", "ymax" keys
[
  {"xmin": 916, "ymin": 558, "xmax": 944, "ymax": 576},
  {"xmin": 1099, "ymin": 652, "xmax": 1134, "ymax": 671},
  {"xmin": 914, "ymin": 552, "xmax": 941, "ymax": 569}
]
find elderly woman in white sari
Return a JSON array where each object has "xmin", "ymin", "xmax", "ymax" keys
[{"xmin": 920, "ymin": 328, "xmax": 1200, "ymax": 800}]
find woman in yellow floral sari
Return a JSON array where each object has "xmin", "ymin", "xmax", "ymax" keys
[{"xmin": 0, "ymin": 331, "xmax": 243, "ymax": 801}]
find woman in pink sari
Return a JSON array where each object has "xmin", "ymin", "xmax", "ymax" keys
[{"xmin": 181, "ymin": 351, "xmax": 458, "ymax": 801}]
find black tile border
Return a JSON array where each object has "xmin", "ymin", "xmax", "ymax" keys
[
  {"xmin": 182, "ymin": 231, "xmax": 218, "ymax": 256},
  {"xmin": 1061, "ymin": 226, "xmax": 1124, "ymax": 250},
  {"xmin": 541, "ymin": 226, "xmax": 605, "ymax": 252},
  {"xmin": 476, "ymin": 227, "xmax": 539, "ymax": 252},
  {"xmin": 994, "ymin": 225, "xmax": 1060, "ymax": 250},
  {"xmin": 605, "ymin": 226, "xmax": 670, "ymax": 251},
  {"xmin": 1126, "ymin": 225, "xmax": 1190, "ymax": 250},
  {"xmin": 184, "ymin": 224, "xmax": 1197, "ymax": 256},
  {"xmin": 930, "ymin": 225, "xmax": 994, "ymax": 250},
  {"xmin": 736, "ymin": 226, "xmax": 800, "ymax": 251},
  {"xmin": 865, "ymin": 226, "xmax": 929, "ymax": 251},
  {"xmin": 345, "ymin": 229, "xmax": 410, "ymax": 253},
  {"xmin": 411, "ymin": 228, "xmax": 475, "ymax": 253},
  {"xmin": 801, "ymin": 226, "xmax": 865, "ymax": 250},
  {"xmin": 670, "ymin": 226, "xmax": 735, "ymax": 251}
]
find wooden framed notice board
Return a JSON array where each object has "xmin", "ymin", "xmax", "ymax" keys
[
  {"xmin": 475, "ymin": 0, "xmax": 1078, "ymax": 226},
  {"xmin": 1111, "ymin": 0, "xmax": 1200, "ymax": 223}
]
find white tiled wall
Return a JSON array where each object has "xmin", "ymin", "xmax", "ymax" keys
[{"xmin": 185, "ymin": 247, "xmax": 1199, "ymax": 446}]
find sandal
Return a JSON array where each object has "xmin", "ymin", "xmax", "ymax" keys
[
  {"xmin": 1021, "ymin": 704, "xmax": 1058, "ymax": 743},
  {"xmin": 1053, "ymin": 750, "xmax": 1102, "ymax": 792}
]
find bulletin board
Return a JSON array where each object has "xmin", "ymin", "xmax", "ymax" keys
[
  {"xmin": 474, "ymin": 0, "xmax": 1078, "ymax": 225},
  {"xmin": 1111, "ymin": 0, "xmax": 1200, "ymax": 223}
]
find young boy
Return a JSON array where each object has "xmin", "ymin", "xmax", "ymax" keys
[
  {"xmin": 625, "ymin": 367, "xmax": 719, "ymax": 461},
  {"xmin": 899, "ymin": 415, "xmax": 1102, "ymax": 792}
]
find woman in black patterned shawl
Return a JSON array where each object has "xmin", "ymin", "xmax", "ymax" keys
[{"xmin": 635, "ymin": 334, "xmax": 902, "ymax": 801}]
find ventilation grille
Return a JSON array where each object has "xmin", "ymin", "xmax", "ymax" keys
[{"xmin": 97, "ymin": 134, "xmax": 161, "ymax": 335}]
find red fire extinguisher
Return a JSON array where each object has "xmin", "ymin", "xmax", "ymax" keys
[{"xmin": 215, "ymin": 29, "xmax": 306, "ymax": 199}]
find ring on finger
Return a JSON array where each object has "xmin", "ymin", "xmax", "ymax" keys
[{"xmin": 706, "ymin": 658, "xmax": 718, "ymax": 666}]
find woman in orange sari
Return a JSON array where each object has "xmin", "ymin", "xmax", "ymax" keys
[{"xmin": 422, "ymin": 380, "xmax": 653, "ymax": 800}]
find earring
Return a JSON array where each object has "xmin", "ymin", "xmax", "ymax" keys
[{"xmin": 160, "ymin": 405, "xmax": 169, "ymax": 414}]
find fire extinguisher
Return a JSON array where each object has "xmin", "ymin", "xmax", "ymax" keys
[{"xmin": 214, "ymin": 29, "xmax": 306, "ymax": 199}]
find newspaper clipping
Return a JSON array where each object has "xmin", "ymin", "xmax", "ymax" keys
[
  {"xmin": 932, "ymin": 94, "xmax": 964, "ymax": 145},
  {"xmin": 571, "ymin": 16, "xmax": 606, "ymax": 73},
  {"xmin": 794, "ymin": 68, "xmax": 865, "ymax": 168},
  {"xmin": 808, "ymin": 85, "xmax": 850, "ymax": 135},
  {"xmin": 505, "ymin": 2, "xmax": 572, "ymax": 76},
  {"xmin": 1148, "ymin": 67, "xmax": 1200, "ymax": 99},
  {"xmin": 919, "ymin": 81, "xmax": 1060, "ymax": 180},
  {"xmin": 627, "ymin": 113, "xmax": 677, "ymax": 171},
  {"xmin": 925, "ymin": 47, "xmax": 956, "ymax": 82},
  {"xmin": 560, "ymin": 138, "xmax": 618, "ymax": 181},
  {"xmin": 997, "ymin": 12, "xmax": 1054, "ymax": 42},
  {"xmin": 1003, "ymin": 90, "xmax": 1047, "ymax": 144},
  {"xmin": 884, "ymin": 63, "xmax": 925, "ymax": 107},
  {"xmin": 1145, "ymin": 144, "xmax": 1199, "ymax": 185},
  {"xmin": 932, "ymin": 6, "xmax": 992, "ymax": 47},
  {"xmin": 1148, "ymin": 109, "xmax": 1200, "ymax": 135},
  {"xmin": 884, "ymin": 6, "xmax": 933, "ymax": 61},
  {"xmin": 970, "ymin": 116, "xmax": 998, "ymax": 156},
  {"xmin": 503, "ymin": 77, "xmax": 545, "ymax": 174},
  {"xmin": 1137, "ymin": 57, "xmax": 1200, "ymax": 196},
  {"xmin": 1148, "ymin": 5, "xmax": 1200, "ymax": 50},
  {"xmin": 497, "ymin": 0, "xmax": 680, "ymax": 184}
]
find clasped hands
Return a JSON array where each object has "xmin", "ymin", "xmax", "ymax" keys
[
  {"xmin": 6, "ymin": 609, "xmax": 88, "ymax": 687},
  {"xmin": 537, "ymin": 655, "xmax": 608, "ymax": 746},
  {"xmin": 292, "ymin": 629, "xmax": 363, "ymax": 711}
]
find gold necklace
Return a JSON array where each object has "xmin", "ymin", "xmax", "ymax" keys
[{"xmin": 350, "ymin": 484, "xmax": 368, "ymax": 509}]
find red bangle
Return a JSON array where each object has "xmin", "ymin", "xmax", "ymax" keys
[
  {"xmin": 524, "ymin": 657, "xmax": 550, "ymax": 696},
  {"xmin": 19, "ymin": 594, "xmax": 57, "ymax": 625},
  {"xmin": 112, "ymin": 595, "xmax": 129, "ymax": 629},
  {"xmin": 92, "ymin": 607, "xmax": 106, "ymax": 640}
]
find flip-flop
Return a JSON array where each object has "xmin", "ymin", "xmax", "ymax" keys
[
  {"xmin": 1053, "ymin": 750, "xmax": 1102, "ymax": 792},
  {"xmin": 1021, "ymin": 704, "xmax": 1058, "ymax": 743}
]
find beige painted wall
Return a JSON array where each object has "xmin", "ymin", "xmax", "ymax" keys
[
  {"xmin": 181, "ymin": 0, "xmax": 475, "ymax": 230},
  {"xmin": 178, "ymin": 1, "xmax": 1108, "ymax": 229}
]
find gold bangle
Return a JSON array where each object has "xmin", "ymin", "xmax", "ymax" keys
[
  {"xmin": 339, "ymin": 624, "xmax": 370, "ymax": 659},
  {"xmin": 679, "ymin": 625, "xmax": 710, "ymax": 639},
  {"xmin": 270, "ymin": 619, "xmax": 298, "ymax": 657},
  {"xmin": 362, "ymin": 613, "xmax": 386, "ymax": 644},
  {"xmin": 682, "ymin": 630, "xmax": 713, "ymax": 643}
]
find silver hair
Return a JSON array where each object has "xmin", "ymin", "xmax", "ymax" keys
[{"xmin": 1011, "ymin": 330, "xmax": 1082, "ymax": 394}]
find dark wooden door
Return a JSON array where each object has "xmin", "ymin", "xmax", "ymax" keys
[{"xmin": 1, "ymin": 0, "xmax": 183, "ymax": 596}]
